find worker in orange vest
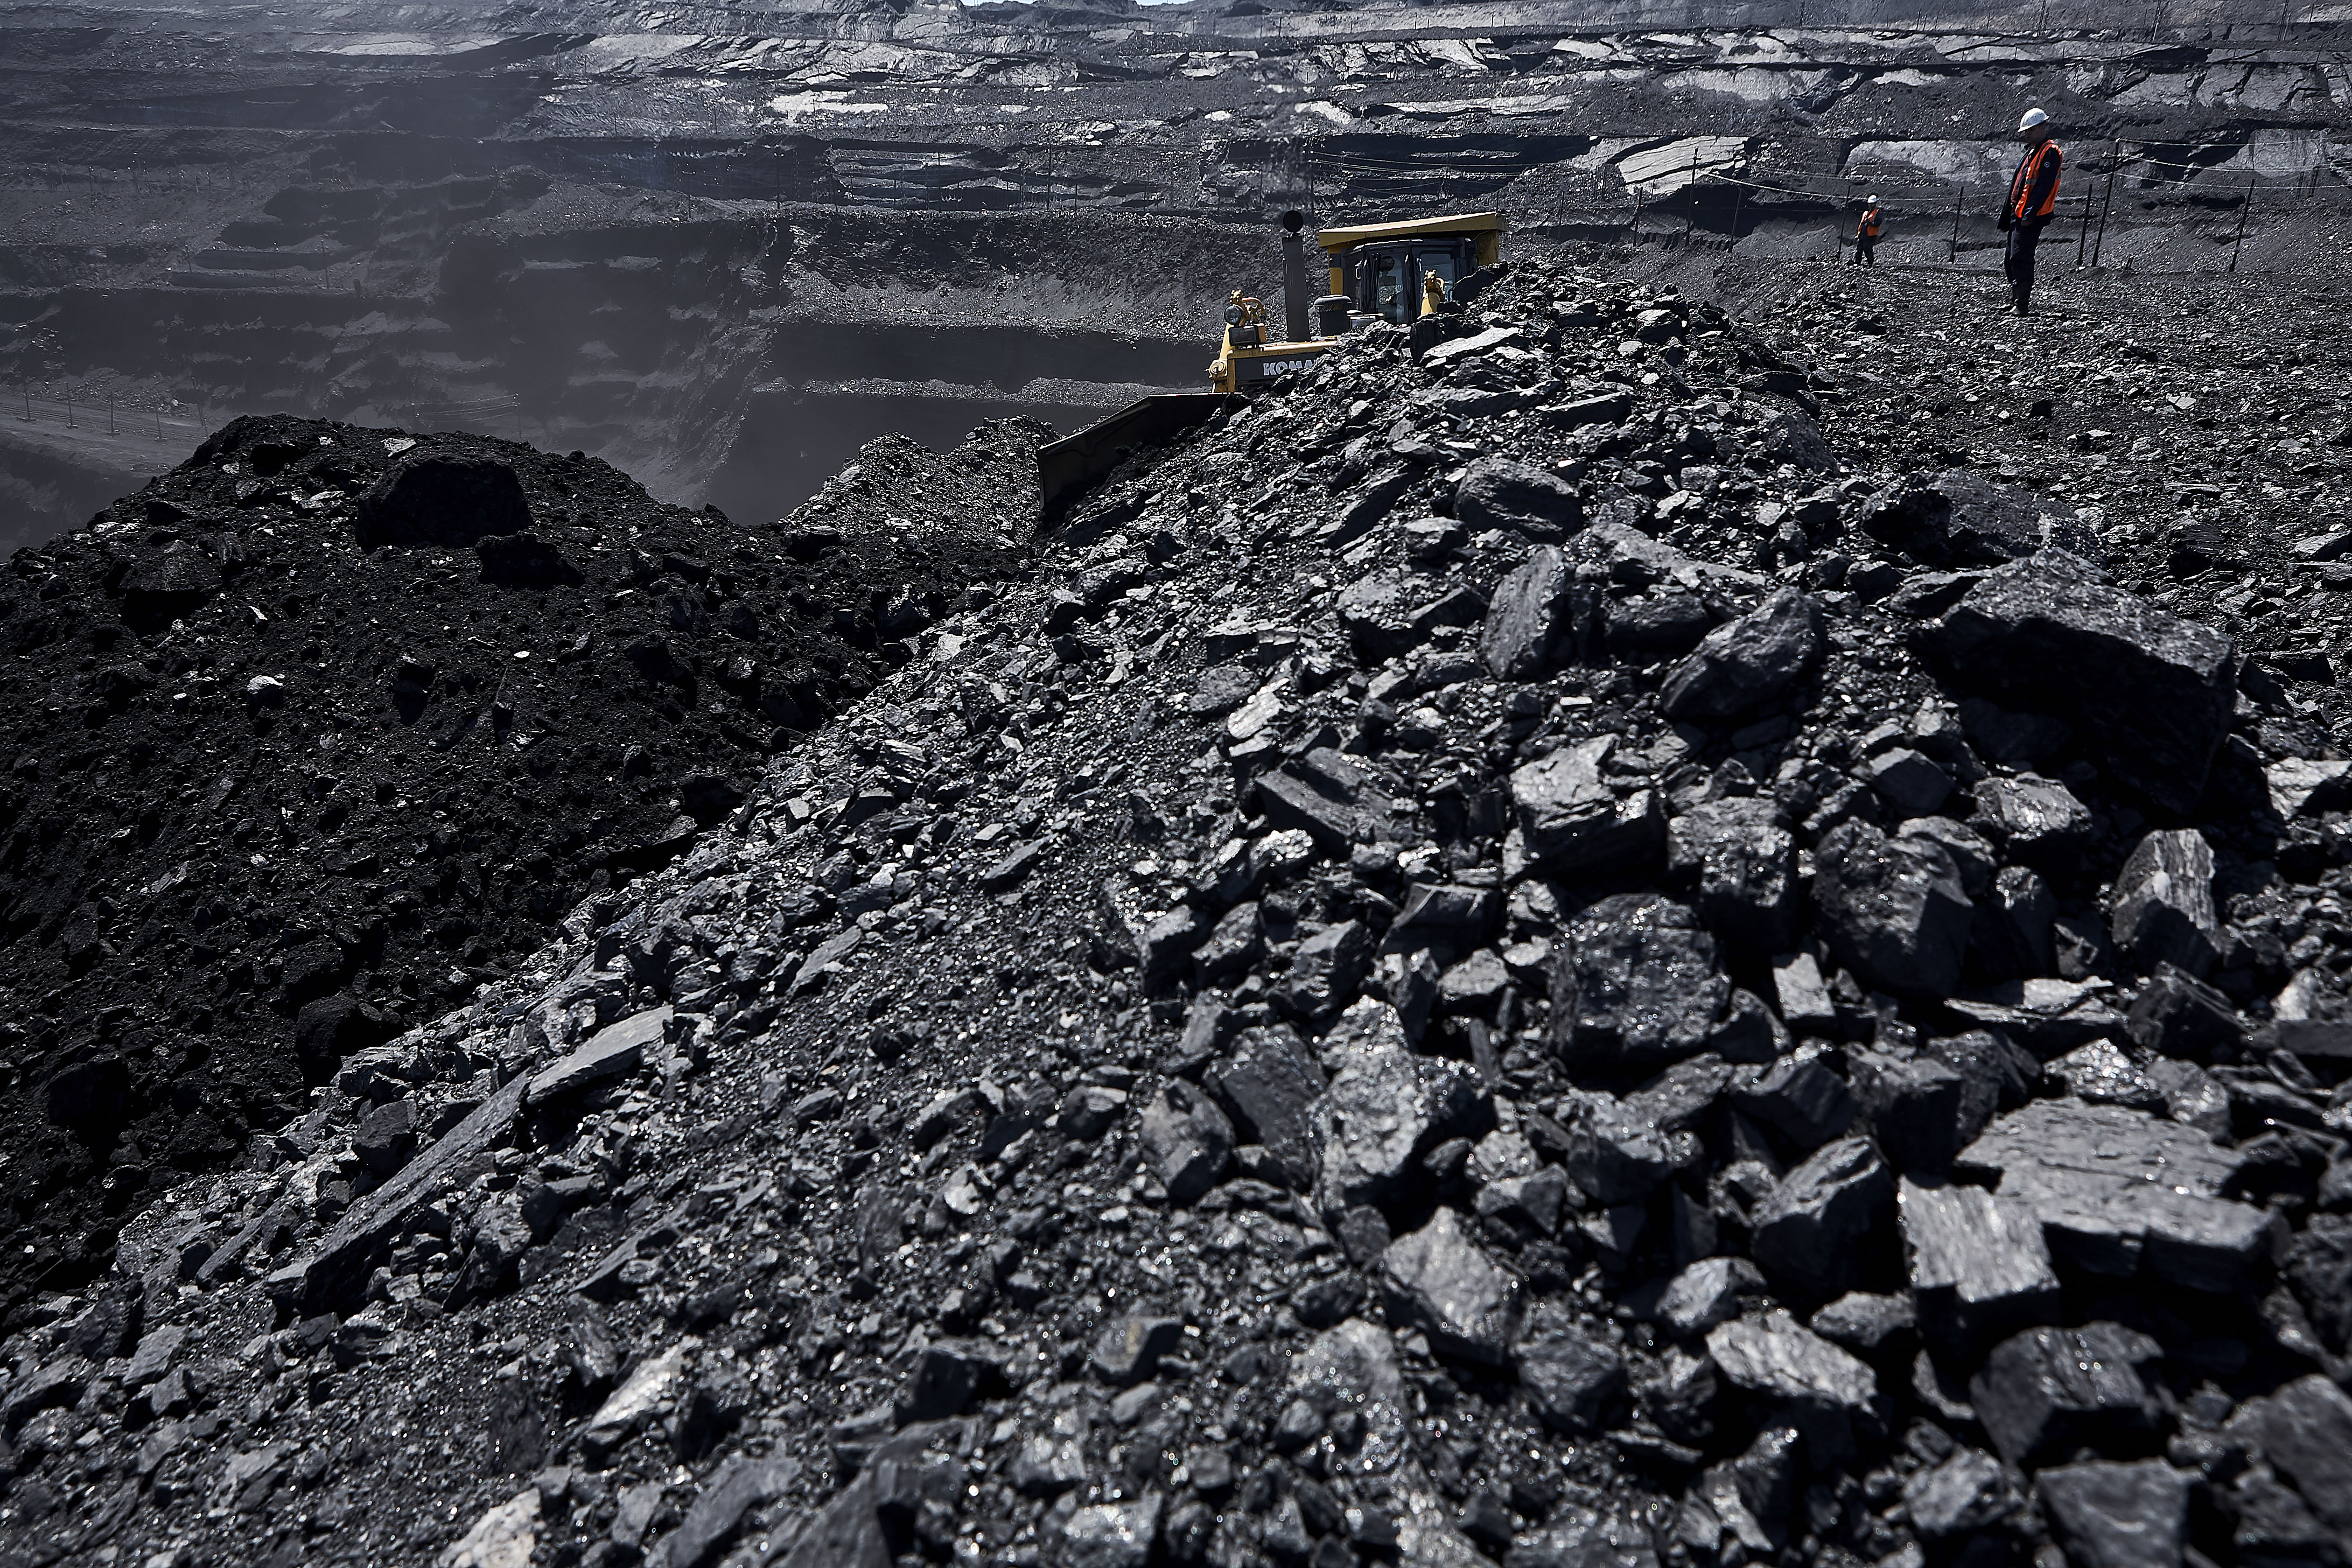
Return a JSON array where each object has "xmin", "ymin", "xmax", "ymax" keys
[
  {"xmin": 1851, "ymin": 196, "xmax": 1884, "ymax": 267},
  {"xmin": 1999, "ymin": 108, "xmax": 2063, "ymax": 315}
]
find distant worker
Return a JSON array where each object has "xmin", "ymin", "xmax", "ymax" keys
[
  {"xmin": 1999, "ymin": 108, "xmax": 2063, "ymax": 315},
  {"xmin": 1423, "ymin": 271, "xmax": 1448, "ymax": 316},
  {"xmin": 1851, "ymin": 195, "xmax": 1884, "ymax": 267}
]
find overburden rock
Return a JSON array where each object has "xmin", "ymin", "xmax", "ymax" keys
[
  {"xmin": 1659, "ymin": 588, "xmax": 1824, "ymax": 723},
  {"xmin": 1858, "ymin": 469, "xmax": 2100, "ymax": 568},
  {"xmin": 1546, "ymin": 893, "xmax": 1728, "ymax": 1074},
  {"xmin": 1811, "ymin": 820, "xmax": 1973, "ymax": 998},
  {"xmin": 277, "ymin": 1071, "xmax": 528, "ymax": 1315},
  {"xmin": 1923, "ymin": 549, "xmax": 2235, "ymax": 816}
]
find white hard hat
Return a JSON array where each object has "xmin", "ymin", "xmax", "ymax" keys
[
  {"xmin": 2019, "ymin": 107, "xmax": 2049, "ymax": 132},
  {"xmin": 1867, "ymin": 193, "xmax": 1880, "ymax": 204}
]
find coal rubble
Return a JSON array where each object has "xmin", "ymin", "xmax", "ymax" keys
[
  {"xmin": 0, "ymin": 414, "xmax": 1038, "ymax": 1313},
  {"xmin": 4, "ymin": 261, "xmax": 2352, "ymax": 1568}
]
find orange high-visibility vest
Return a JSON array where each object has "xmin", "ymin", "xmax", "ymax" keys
[
  {"xmin": 1857, "ymin": 208, "xmax": 1882, "ymax": 239},
  {"xmin": 2008, "ymin": 142, "xmax": 2063, "ymax": 222}
]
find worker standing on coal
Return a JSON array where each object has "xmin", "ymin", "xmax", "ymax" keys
[
  {"xmin": 1999, "ymin": 108, "xmax": 2063, "ymax": 314},
  {"xmin": 1851, "ymin": 195, "xmax": 1884, "ymax": 267}
]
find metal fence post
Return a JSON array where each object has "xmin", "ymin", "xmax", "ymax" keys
[{"xmin": 2091, "ymin": 148, "xmax": 2119, "ymax": 267}]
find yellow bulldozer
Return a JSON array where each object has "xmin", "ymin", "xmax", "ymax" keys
[
  {"xmin": 1039, "ymin": 208, "xmax": 1505, "ymax": 516},
  {"xmin": 1210, "ymin": 208, "xmax": 1506, "ymax": 393}
]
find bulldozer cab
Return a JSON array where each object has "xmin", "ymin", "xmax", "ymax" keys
[
  {"xmin": 1319, "ymin": 212, "xmax": 1503, "ymax": 326},
  {"xmin": 1346, "ymin": 238, "xmax": 1476, "ymax": 325}
]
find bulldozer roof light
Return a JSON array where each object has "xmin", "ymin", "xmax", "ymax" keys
[{"xmin": 1314, "ymin": 211, "xmax": 1505, "ymax": 255}]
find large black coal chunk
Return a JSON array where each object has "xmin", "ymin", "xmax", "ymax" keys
[
  {"xmin": 357, "ymin": 454, "xmax": 535, "ymax": 547},
  {"xmin": 1921, "ymin": 549, "xmax": 2235, "ymax": 817},
  {"xmin": 477, "ymin": 531, "xmax": 583, "ymax": 586}
]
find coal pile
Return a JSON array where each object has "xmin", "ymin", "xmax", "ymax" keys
[
  {"xmin": 6, "ymin": 260, "xmax": 2352, "ymax": 1568},
  {"xmin": 0, "ymin": 412, "xmax": 1041, "ymax": 1315}
]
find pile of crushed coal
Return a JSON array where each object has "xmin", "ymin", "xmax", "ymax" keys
[
  {"xmin": 0, "ymin": 411, "xmax": 1042, "ymax": 1315},
  {"xmin": 8, "ymin": 257, "xmax": 2352, "ymax": 1568}
]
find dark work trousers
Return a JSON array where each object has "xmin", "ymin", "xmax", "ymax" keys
[
  {"xmin": 2004, "ymin": 221, "xmax": 2046, "ymax": 311},
  {"xmin": 1851, "ymin": 236, "xmax": 1877, "ymax": 267}
]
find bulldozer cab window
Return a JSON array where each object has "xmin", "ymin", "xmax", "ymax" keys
[
  {"xmin": 1359, "ymin": 255, "xmax": 1409, "ymax": 324},
  {"xmin": 1350, "ymin": 239, "xmax": 1475, "ymax": 324}
]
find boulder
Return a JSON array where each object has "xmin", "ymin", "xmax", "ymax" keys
[
  {"xmin": 1704, "ymin": 1311, "xmax": 1877, "ymax": 1413},
  {"xmin": 1970, "ymin": 1323, "xmax": 2164, "ymax": 1469},
  {"xmin": 356, "ymin": 453, "xmax": 535, "ymax": 547},
  {"xmin": 1203, "ymin": 1026, "xmax": 1326, "ymax": 1191},
  {"xmin": 2036, "ymin": 1461, "xmax": 2190, "ymax": 1568},
  {"xmin": 2227, "ymin": 1375, "xmax": 2352, "ymax": 1543},
  {"xmin": 119, "ymin": 544, "xmax": 223, "ymax": 610},
  {"xmin": 1057, "ymin": 1495, "xmax": 1164, "ymax": 1568},
  {"xmin": 1136, "ymin": 1082, "xmax": 1233, "ymax": 1205},
  {"xmin": 1272, "ymin": 919, "xmax": 1371, "ymax": 1025},
  {"xmin": 1513, "ymin": 1301, "xmax": 1625, "ymax": 1432},
  {"xmin": 1509, "ymin": 737, "xmax": 1665, "ymax": 877},
  {"xmin": 1313, "ymin": 999, "xmax": 1483, "ymax": 1218},
  {"xmin": 1969, "ymin": 774, "xmax": 2093, "ymax": 872},
  {"xmin": 1481, "ymin": 545, "xmax": 1584, "ymax": 680},
  {"xmin": 1897, "ymin": 1179, "xmax": 2060, "ymax": 1352},
  {"xmin": 1956, "ymin": 1098, "xmax": 2266, "ymax": 1291}
]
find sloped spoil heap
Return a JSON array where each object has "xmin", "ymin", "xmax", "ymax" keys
[
  {"xmin": 0, "ymin": 414, "xmax": 1042, "ymax": 1316},
  {"xmin": 7, "ymin": 264, "xmax": 2352, "ymax": 1568}
]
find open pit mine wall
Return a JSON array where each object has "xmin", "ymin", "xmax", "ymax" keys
[{"xmin": 0, "ymin": 2, "xmax": 2347, "ymax": 545}]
